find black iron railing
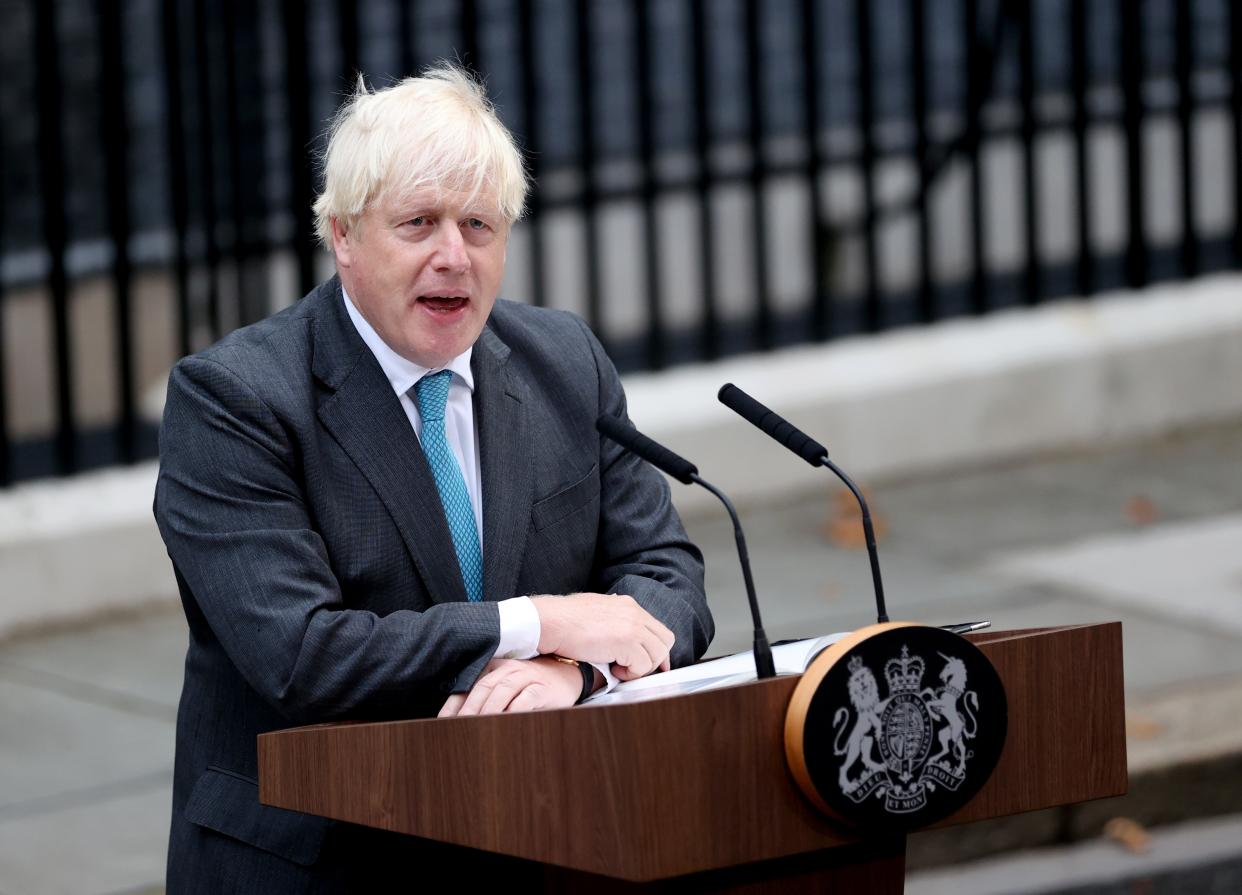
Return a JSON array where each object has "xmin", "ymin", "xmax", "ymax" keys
[{"xmin": 0, "ymin": 0, "xmax": 1239, "ymax": 484}]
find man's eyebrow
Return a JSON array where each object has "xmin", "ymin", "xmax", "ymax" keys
[
  {"xmin": 385, "ymin": 193, "xmax": 500, "ymax": 223},
  {"xmin": 386, "ymin": 204, "xmax": 436, "ymax": 222},
  {"xmin": 460, "ymin": 204, "xmax": 501, "ymax": 221}
]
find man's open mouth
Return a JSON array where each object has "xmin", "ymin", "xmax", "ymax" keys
[{"xmin": 418, "ymin": 296, "xmax": 469, "ymax": 312}]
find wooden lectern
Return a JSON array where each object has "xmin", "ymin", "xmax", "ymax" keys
[{"xmin": 259, "ymin": 623, "xmax": 1126, "ymax": 892}]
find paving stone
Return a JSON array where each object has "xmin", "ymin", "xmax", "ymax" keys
[
  {"xmin": 907, "ymin": 812, "xmax": 1242, "ymax": 895},
  {"xmin": 0, "ymin": 676, "xmax": 173, "ymax": 812},
  {"xmin": 0, "ymin": 607, "xmax": 186, "ymax": 711},
  {"xmin": 0, "ymin": 786, "xmax": 168, "ymax": 895},
  {"xmin": 987, "ymin": 514, "xmax": 1242, "ymax": 636},
  {"xmin": 914, "ymin": 590, "xmax": 1242, "ymax": 695}
]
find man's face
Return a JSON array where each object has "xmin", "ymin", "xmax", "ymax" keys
[{"xmin": 333, "ymin": 186, "xmax": 508, "ymax": 368}]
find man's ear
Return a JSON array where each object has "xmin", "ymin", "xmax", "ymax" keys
[{"xmin": 331, "ymin": 216, "xmax": 353, "ymax": 267}]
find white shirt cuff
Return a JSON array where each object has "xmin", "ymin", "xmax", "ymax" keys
[
  {"xmin": 589, "ymin": 661, "xmax": 620, "ymax": 696},
  {"xmin": 495, "ymin": 597, "xmax": 618, "ymax": 697},
  {"xmin": 494, "ymin": 596, "xmax": 541, "ymax": 660}
]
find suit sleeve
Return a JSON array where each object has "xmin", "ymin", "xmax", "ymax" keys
[
  {"xmin": 574, "ymin": 319, "xmax": 715, "ymax": 668},
  {"xmin": 154, "ymin": 355, "xmax": 501, "ymax": 724}
]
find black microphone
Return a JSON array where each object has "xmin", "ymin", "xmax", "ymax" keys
[
  {"xmin": 717, "ymin": 383, "xmax": 890, "ymax": 624},
  {"xmin": 596, "ymin": 414, "xmax": 777, "ymax": 679},
  {"xmin": 717, "ymin": 383, "xmax": 828, "ymax": 466}
]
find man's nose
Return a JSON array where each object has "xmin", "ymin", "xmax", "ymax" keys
[{"xmin": 431, "ymin": 224, "xmax": 470, "ymax": 273}]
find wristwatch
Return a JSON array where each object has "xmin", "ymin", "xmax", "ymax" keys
[{"xmin": 552, "ymin": 656, "xmax": 596, "ymax": 704}]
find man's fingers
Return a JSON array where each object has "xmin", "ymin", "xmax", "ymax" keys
[
  {"xmin": 637, "ymin": 636, "xmax": 663, "ymax": 677},
  {"xmin": 505, "ymin": 686, "xmax": 546, "ymax": 714},
  {"xmin": 455, "ymin": 687, "xmax": 491, "ymax": 716},
  {"xmin": 456, "ymin": 669, "xmax": 505, "ymax": 716},
  {"xmin": 438, "ymin": 693, "xmax": 466, "ymax": 718},
  {"xmin": 627, "ymin": 627, "xmax": 673, "ymax": 677},
  {"xmin": 477, "ymin": 677, "xmax": 526, "ymax": 715},
  {"xmin": 444, "ymin": 658, "xmax": 582, "ymax": 718},
  {"xmin": 645, "ymin": 618, "xmax": 676, "ymax": 650},
  {"xmin": 613, "ymin": 643, "xmax": 655, "ymax": 679},
  {"xmin": 637, "ymin": 629, "xmax": 672, "ymax": 675},
  {"xmin": 611, "ymin": 662, "xmax": 644, "ymax": 682},
  {"xmin": 612, "ymin": 636, "xmax": 673, "ymax": 681}
]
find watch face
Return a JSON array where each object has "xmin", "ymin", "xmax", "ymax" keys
[{"xmin": 796, "ymin": 625, "xmax": 1007, "ymax": 832}]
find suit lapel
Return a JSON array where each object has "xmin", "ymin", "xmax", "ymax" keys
[
  {"xmin": 473, "ymin": 326, "xmax": 533, "ymax": 604},
  {"xmin": 311, "ymin": 282, "xmax": 468, "ymax": 605}
]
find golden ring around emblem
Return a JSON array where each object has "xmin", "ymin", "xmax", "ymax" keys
[{"xmin": 784, "ymin": 620, "xmax": 925, "ymax": 821}]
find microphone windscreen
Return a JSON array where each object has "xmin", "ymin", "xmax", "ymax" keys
[
  {"xmin": 596, "ymin": 415, "xmax": 699, "ymax": 485},
  {"xmin": 717, "ymin": 383, "xmax": 768, "ymax": 427},
  {"xmin": 717, "ymin": 383, "xmax": 828, "ymax": 466}
]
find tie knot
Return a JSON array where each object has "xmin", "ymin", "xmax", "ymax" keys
[{"xmin": 414, "ymin": 370, "xmax": 452, "ymax": 422}]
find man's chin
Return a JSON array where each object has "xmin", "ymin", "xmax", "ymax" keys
[
  {"xmin": 401, "ymin": 334, "xmax": 477, "ymax": 369},
  {"xmin": 396, "ymin": 306, "xmax": 490, "ymax": 367}
]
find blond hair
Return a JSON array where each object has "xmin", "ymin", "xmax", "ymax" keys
[{"xmin": 312, "ymin": 64, "xmax": 528, "ymax": 246}]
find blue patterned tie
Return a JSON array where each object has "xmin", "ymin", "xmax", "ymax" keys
[{"xmin": 413, "ymin": 371, "xmax": 484, "ymax": 602}]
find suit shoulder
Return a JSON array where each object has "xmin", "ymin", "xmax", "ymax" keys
[
  {"xmin": 175, "ymin": 283, "xmax": 331, "ymax": 387},
  {"xmin": 486, "ymin": 300, "xmax": 599, "ymax": 357},
  {"xmin": 489, "ymin": 300, "xmax": 588, "ymax": 334},
  {"xmin": 195, "ymin": 305, "xmax": 311, "ymax": 369}
]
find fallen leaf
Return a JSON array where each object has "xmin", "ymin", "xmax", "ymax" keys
[
  {"xmin": 1125, "ymin": 712, "xmax": 1166, "ymax": 740},
  {"xmin": 1125, "ymin": 495, "xmax": 1159, "ymax": 526},
  {"xmin": 1103, "ymin": 817, "xmax": 1151, "ymax": 855},
  {"xmin": 822, "ymin": 486, "xmax": 888, "ymax": 549},
  {"xmin": 819, "ymin": 581, "xmax": 843, "ymax": 603}
]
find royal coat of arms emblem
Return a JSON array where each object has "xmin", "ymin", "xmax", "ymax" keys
[
  {"xmin": 833, "ymin": 646, "xmax": 981, "ymax": 814},
  {"xmin": 786, "ymin": 623, "xmax": 1007, "ymax": 830}
]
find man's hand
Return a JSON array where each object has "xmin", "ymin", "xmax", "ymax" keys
[
  {"xmin": 530, "ymin": 593, "xmax": 674, "ymax": 681},
  {"xmin": 438, "ymin": 657, "xmax": 583, "ymax": 717}
]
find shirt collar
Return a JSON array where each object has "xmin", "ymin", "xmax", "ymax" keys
[{"xmin": 342, "ymin": 286, "xmax": 475, "ymax": 396}]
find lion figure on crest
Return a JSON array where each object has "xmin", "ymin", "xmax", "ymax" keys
[
  {"xmin": 833, "ymin": 657, "xmax": 888, "ymax": 793},
  {"xmin": 922, "ymin": 654, "xmax": 979, "ymax": 775}
]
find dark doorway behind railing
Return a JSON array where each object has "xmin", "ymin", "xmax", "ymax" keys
[{"xmin": 1, "ymin": 0, "xmax": 1240, "ymax": 485}]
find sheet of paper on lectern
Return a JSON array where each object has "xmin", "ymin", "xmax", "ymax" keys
[{"xmin": 582, "ymin": 632, "xmax": 850, "ymax": 706}]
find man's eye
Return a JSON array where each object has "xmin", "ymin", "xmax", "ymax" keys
[
  {"xmin": 407, "ymin": 216, "xmax": 428, "ymax": 227},
  {"xmin": 465, "ymin": 218, "xmax": 487, "ymax": 231}
]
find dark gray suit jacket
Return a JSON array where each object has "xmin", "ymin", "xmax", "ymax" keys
[{"xmin": 154, "ymin": 278, "xmax": 713, "ymax": 892}]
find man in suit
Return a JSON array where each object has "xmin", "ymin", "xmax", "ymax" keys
[{"xmin": 154, "ymin": 65, "xmax": 713, "ymax": 891}]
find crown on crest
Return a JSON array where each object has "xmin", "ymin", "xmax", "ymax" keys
[{"xmin": 884, "ymin": 646, "xmax": 925, "ymax": 693}]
